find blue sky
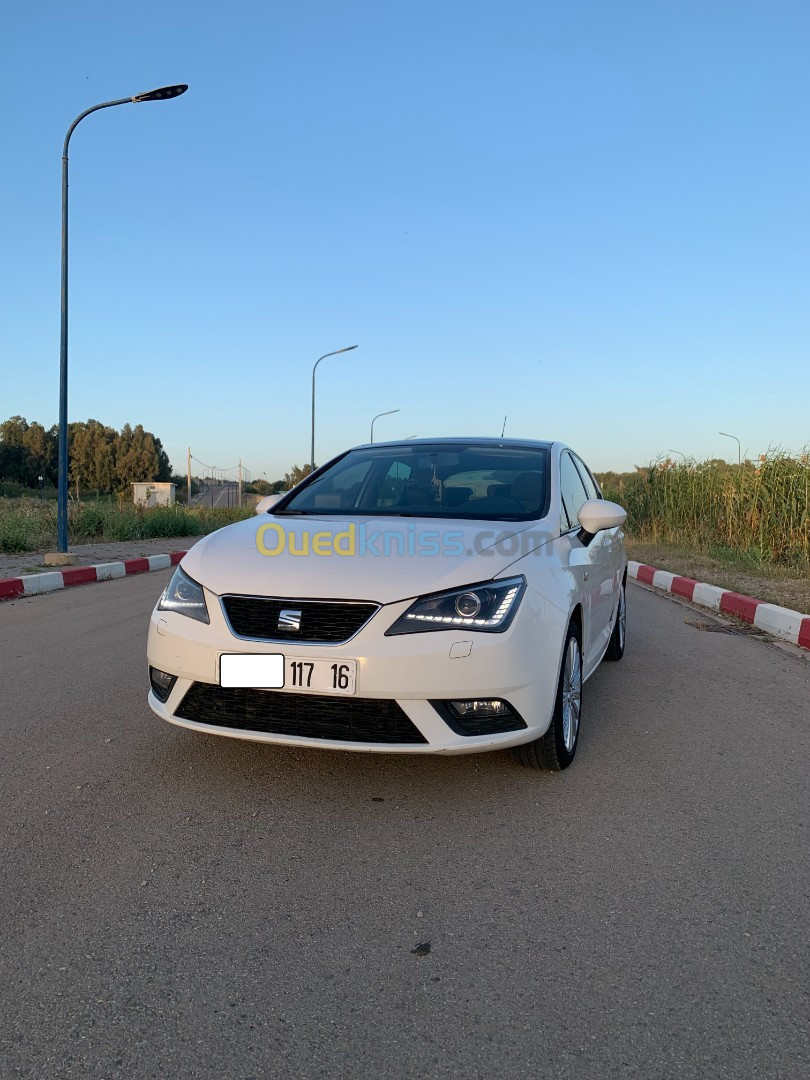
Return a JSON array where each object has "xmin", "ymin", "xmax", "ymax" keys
[{"xmin": 1, "ymin": 0, "xmax": 808, "ymax": 479}]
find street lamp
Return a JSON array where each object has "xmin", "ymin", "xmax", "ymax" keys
[
  {"xmin": 719, "ymin": 431, "xmax": 741, "ymax": 466},
  {"xmin": 310, "ymin": 345, "xmax": 358, "ymax": 473},
  {"xmin": 370, "ymin": 409, "xmax": 400, "ymax": 443},
  {"xmin": 56, "ymin": 84, "xmax": 188, "ymax": 555}
]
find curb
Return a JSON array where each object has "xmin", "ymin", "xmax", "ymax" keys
[
  {"xmin": 0, "ymin": 551, "xmax": 184, "ymax": 602},
  {"xmin": 629, "ymin": 561, "xmax": 810, "ymax": 650}
]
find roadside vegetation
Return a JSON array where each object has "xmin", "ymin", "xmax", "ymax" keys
[
  {"xmin": 0, "ymin": 415, "xmax": 310, "ymax": 501},
  {"xmin": 0, "ymin": 498, "xmax": 254, "ymax": 554},
  {"xmin": 0, "ymin": 415, "xmax": 172, "ymax": 494},
  {"xmin": 597, "ymin": 451, "xmax": 810, "ymax": 613},
  {"xmin": 3, "ymin": 447, "xmax": 808, "ymax": 614},
  {"xmin": 597, "ymin": 451, "xmax": 809, "ymax": 572}
]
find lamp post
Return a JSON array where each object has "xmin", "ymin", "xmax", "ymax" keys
[
  {"xmin": 56, "ymin": 84, "xmax": 188, "ymax": 555},
  {"xmin": 310, "ymin": 345, "xmax": 358, "ymax": 473},
  {"xmin": 370, "ymin": 409, "xmax": 399, "ymax": 443},
  {"xmin": 719, "ymin": 431, "xmax": 741, "ymax": 466}
]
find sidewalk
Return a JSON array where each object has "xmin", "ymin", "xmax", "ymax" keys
[{"xmin": 0, "ymin": 536, "xmax": 200, "ymax": 579}]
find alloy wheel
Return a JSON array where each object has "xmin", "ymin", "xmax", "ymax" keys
[{"xmin": 561, "ymin": 636, "xmax": 582, "ymax": 753}]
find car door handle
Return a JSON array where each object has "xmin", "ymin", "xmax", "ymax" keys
[{"xmin": 584, "ymin": 572, "xmax": 589, "ymax": 580}]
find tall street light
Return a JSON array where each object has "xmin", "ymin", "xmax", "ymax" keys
[
  {"xmin": 310, "ymin": 345, "xmax": 358, "ymax": 473},
  {"xmin": 370, "ymin": 409, "xmax": 399, "ymax": 443},
  {"xmin": 56, "ymin": 84, "xmax": 188, "ymax": 555},
  {"xmin": 719, "ymin": 431, "xmax": 741, "ymax": 466}
]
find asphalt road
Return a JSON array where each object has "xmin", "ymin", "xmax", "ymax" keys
[
  {"xmin": 1, "ymin": 575, "xmax": 808, "ymax": 1079},
  {"xmin": 194, "ymin": 485, "xmax": 241, "ymax": 509}
]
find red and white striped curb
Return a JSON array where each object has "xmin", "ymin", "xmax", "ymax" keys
[
  {"xmin": 629, "ymin": 560, "xmax": 810, "ymax": 650},
  {"xmin": 0, "ymin": 551, "xmax": 185, "ymax": 602}
]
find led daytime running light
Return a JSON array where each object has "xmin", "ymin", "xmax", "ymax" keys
[{"xmin": 404, "ymin": 585, "xmax": 520, "ymax": 627}]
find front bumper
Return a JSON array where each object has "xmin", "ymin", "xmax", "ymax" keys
[{"xmin": 147, "ymin": 585, "xmax": 566, "ymax": 755}]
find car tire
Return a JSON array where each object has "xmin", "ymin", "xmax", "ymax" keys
[
  {"xmin": 512, "ymin": 621, "xmax": 583, "ymax": 770},
  {"xmin": 604, "ymin": 579, "xmax": 626, "ymax": 662}
]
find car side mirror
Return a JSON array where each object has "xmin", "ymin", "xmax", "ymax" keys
[
  {"xmin": 577, "ymin": 499, "xmax": 626, "ymax": 545},
  {"xmin": 255, "ymin": 493, "xmax": 283, "ymax": 515}
]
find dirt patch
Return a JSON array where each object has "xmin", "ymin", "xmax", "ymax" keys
[
  {"xmin": 0, "ymin": 536, "xmax": 199, "ymax": 580},
  {"xmin": 627, "ymin": 541, "xmax": 810, "ymax": 614}
]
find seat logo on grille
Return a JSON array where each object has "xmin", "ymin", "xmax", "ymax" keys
[{"xmin": 278, "ymin": 609, "xmax": 302, "ymax": 632}]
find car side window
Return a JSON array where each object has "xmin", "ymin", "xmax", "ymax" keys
[
  {"xmin": 302, "ymin": 458, "xmax": 374, "ymax": 509},
  {"xmin": 571, "ymin": 454, "xmax": 600, "ymax": 501},
  {"xmin": 375, "ymin": 460, "xmax": 413, "ymax": 506},
  {"xmin": 559, "ymin": 452, "xmax": 589, "ymax": 532}
]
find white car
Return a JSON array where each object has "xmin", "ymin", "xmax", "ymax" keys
[{"xmin": 147, "ymin": 439, "xmax": 627, "ymax": 769}]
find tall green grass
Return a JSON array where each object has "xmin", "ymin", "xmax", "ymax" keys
[
  {"xmin": 0, "ymin": 498, "xmax": 255, "ymax": 553},
  {"xmin": 599, "ymin": 451, "xmax": 809, "ymax": 571}
]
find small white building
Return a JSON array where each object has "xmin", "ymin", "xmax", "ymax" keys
[{"xmin": 133, "ymin": 482, "xmax": 176, "ymax": 507}]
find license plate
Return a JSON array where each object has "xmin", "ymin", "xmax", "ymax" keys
[{"xmin": 220, "ymin": 654, "xmax": 357, "ymax": 695}]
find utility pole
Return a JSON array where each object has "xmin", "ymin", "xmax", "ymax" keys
[
  {"xmin": 311, "ymin": 345, "xmax": 358, "ymax": 472},
  {"xmin": 187, "ymin": 446, "xmax": 192, "ymax": 504},
  {"xmin": 54, "ymin": 84, "xmax": 188, "ymax": 557},
  {"xmin": 719, "ymin": 431, "xmax": 741, "ymax": 466},
  {"xmin": 370, "ymin": 409, "xmax": 400, "ymax": 443},
  {"xmin": 238, "ymin": 460, "xmax": 242, "ymax": 507}
]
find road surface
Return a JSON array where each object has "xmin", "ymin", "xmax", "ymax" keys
[
  {"xmin": 1, "ymin": 576, "xmax": 808, "ymax": 1078},
  {"xmin": 193, "ymin": 484, "xmax": 241, "ymax": 509}
]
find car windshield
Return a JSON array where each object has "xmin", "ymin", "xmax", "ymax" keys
[{"xmin": 275, "ymin": 443, "xmax": 551, "ymax": 520}]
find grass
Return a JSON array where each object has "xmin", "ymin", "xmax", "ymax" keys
[
  {"xmin": 4, "ymin": 457, "xmax": 809, "ymax": 614},
  {"xmin": 0, "ymin": 497, "xmax": 255, "ymax": 554},
  {"xmin": 625, "ymin": 539, "xmax": 810, "ymax": 614},
  {"xmin": 599, "ymin": 451, "xmax": 810, "ymax": 574},
  {"xmin": 596, "ymin": 451, "xmax": 810, "ymax": 614}
]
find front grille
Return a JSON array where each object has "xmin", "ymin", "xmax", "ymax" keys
[
  {"xmin": 176, "ymin": 683, "xmax": 427, "ymax": 744},
  {"xmin": 221, "ymin": 596, "xmax": 379, "ymax": 643}
]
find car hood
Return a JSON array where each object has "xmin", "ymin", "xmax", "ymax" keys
[{"xmin": 181, "ymin": 514, "xmax": 554, "ymax": 604}]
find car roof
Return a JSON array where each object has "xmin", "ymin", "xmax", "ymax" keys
[{"xmin": 351, "ymin": 437, "xmax": 556, "ymax": 451}]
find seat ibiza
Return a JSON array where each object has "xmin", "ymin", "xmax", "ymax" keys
[{"xmin": 147, "ymin": 439, "xmax": 627, "ymax": 769}]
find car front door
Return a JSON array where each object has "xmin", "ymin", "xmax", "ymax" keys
[{"xmin": 558, "ymin": 451, "xmax": 614, "ymax": 674}]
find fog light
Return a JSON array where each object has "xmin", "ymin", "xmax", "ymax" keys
[
  {"xmin": 449, "ymin": 698, "xmax": 512, "ymax": 718},
  {"xmin": 149, "ymin": 667, "xmax": 177, "ymax": 703},
  {"xmin": 433, "ymin": 697, "xmax": 526, "ymax": 736}
]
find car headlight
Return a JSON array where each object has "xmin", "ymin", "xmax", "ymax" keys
[
  {"xmin": 385, "ymin": 576, "xmax": 525, "ymax": 635},
  {"xmin": 157, "ymin": 566, "xmax": 210, "ymax": 624}
]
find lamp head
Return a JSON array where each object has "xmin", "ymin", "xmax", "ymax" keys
[{"xmin": 132, "ymin": 84, "xmax": 188, "ymax": 103}]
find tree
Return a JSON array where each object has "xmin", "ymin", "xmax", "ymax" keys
[
  {"xmin": 0, "ymin": 416, "xmax": 29, "ymax": 482},
  {"xmin": 153, "ymin": 437, "xmax": 171, "ymax": 482},
  {"xmin": 170, "ymin": 473, "xmax": 200, "ymax": 500},
  {"xmin": 0, "ymin": 417, "xmax": 58, "ymax": 487},
  {"xmin": 68, "ymin": 419, "xmax": 118, "ymax": 493},
  {"xmin": 0, "ymin": 414, "xmax": 176, "ymax": 493},
  {"xmin": 115, "ymin": 424, "xmax": 165, "ymax": 488},
  {"xmin": 282, "ymin": 464, "xmax": 312, "ymax": 490},
  {"xmin": 22, "ymin": 422, "xmax": 56, "ymax": 484}
]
